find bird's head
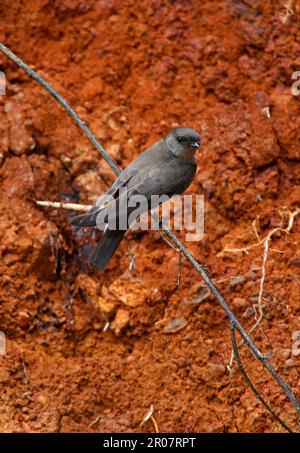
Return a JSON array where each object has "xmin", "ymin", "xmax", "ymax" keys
[{"xmin": 165, "ymin": 127, "xmax": 201, "ymax": 160}]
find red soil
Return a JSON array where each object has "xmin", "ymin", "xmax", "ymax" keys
[{"xmin": 0, "ymin": 0, "xmax": 300, "ymax": 432}]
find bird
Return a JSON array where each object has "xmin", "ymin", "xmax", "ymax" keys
[{"xmin": 70, "ymin": 127, "xmax": 201, "ymax": 271}]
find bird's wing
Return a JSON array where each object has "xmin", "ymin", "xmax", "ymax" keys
[
  {"xmin": 69, "ymin": 141, "xmax": 163, "ymax": 227},
  {"xmin": 69, "ymin": 166, "xmax": 139, "ymax": 227},
  {"xmin": 131, "ymin": 158, "xmax": 196, "ymax": 199},
  {"xmin": 70, "ymin": 140, "xmax": 196, "ymax": 228},
  {"xmin": 92, "ymin": 158, "xmax": 196, "ymax": 229}
]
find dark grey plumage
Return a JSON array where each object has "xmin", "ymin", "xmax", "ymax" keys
[{"xmin": 70, "ymin": 127, "xmax": 201, "ymax": 271}]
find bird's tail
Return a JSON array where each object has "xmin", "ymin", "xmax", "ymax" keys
[{"xmin": 89, "ymin": 228, "xmax": 125, "ymax": 271}]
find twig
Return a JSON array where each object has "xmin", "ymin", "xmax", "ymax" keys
[
  {"xmin": 150, "ymin": 415, "xmax": 160, "ymax": 433},
  {"xmin": 230, "ymin": 322, "xmax": 292, "ymax": 433},
  {"xmin": 159, "ymin": 229, "xmax": 182, "ymax": 286},
  {"xmin": 251, "ymin": 217, "xmax": 260, "ymax": 242},
  {"xmin": 36, "ymin": 200, "xmax": 92, "ymax": 212},
  {"xmin": 140, "ymin": 404, "xmax": 160, "ymax": 433},
  {"xmin": 89, "ymin": 415, "xmax": 101, "ymax": 428},
  {"xmin": 20, "ymin": 356, "xmax": 30, "ymax": 386},
  {"xmin": 0, "ymin": 43, "xmax": 120, "ymax": 176},
  {"xmin": 102, "ymin": 321, "xmax": 110, "ymax": 332},
  {"xmin": 2, "ymin": 43, "xmax": 299, "ymax": 432},
  {"xmin": 214, "ymin": 267, "xmax": 261, "ymax": 285}
]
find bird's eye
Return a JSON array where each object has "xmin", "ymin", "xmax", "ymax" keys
[{"xmin": 177, "ymin": 136, "xmax": 183, "ymax": 142}]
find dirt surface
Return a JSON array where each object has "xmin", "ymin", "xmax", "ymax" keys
[{"xmin": 0, "ymin": 0, "xmax": 300, "ymax": 433}]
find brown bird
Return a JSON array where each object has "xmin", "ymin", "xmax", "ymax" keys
[{"xmin": 70, "ymin": 127, "xmax": 201, "ymax": 271}]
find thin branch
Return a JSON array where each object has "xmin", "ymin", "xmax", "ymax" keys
[
  {"xmin": 158, "ymin": 229, "xmax": 182, "ymax": 286},
  {"xmin": 230, "ymin": 322, "xmax": 292, "ymax": 433},
  {"xmin": 0, "ymin": 43, "xmax": 120, "ymax": 176},
  {"xmin": 36, "ymin": 200, "xmax": 92, "ymax": 211},
  {"xmin": 2, "ymin": 43, "xmax": 299, "ymax": 432}
]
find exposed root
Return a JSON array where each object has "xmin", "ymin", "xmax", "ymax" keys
[
  {"xmin": 140, "ymin": 404, "xmax": 159, "ymax": 433},
  {"xmin": 225, "ymin": 208, "xmax": 300, "ymax": 370}
]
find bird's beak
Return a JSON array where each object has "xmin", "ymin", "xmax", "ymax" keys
[{"xmin": 191, "ymin": 142, "xmax": 200, "ymax": 149}]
